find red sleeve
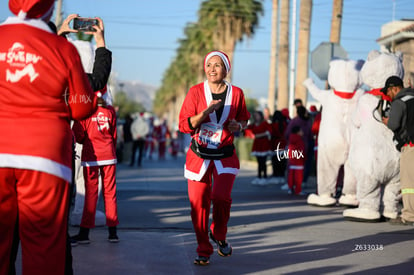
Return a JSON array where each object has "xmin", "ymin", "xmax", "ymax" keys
[
  {"xmin": 179, "ymin": 85, "xmax": 202, "ymax": 134},
  {"xmin": 244, "ymin": 125, "xmax": 255, "ymax": 139},
  {"xmin": 311, "ymin": 113, "xmax": 321, "ymax": 135},
  {"xmin": 109, "ymin": 106, "xmax": 117, "ymax": 145},
  {"xmin": 66, "ymin": 44, "xmax": 97, "ymax": 121},
  {"xmin": 72, "ymin": 120, "xmax": 86, "ymax": 144}
]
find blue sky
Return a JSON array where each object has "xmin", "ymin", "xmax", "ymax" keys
[{"xmin": 1, "ymin": 0, "xmax": 414, "ymax": 100}]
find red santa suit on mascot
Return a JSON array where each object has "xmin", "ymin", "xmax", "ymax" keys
[
  {"xmin": 0, "ymin": 0, "xmax": 97, "ymax": 274},
  {"xmin": 179, "ymin": 51, "xmax": 250, "ymax": 265}
]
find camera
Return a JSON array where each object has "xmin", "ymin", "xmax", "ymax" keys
[{"xmin": 73, "ymin": 17, "xmax": 98, "ymax": 32}]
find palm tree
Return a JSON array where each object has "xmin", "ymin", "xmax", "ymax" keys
[
  {"xmin": 267, "ymin": 0, "xmax": 279, "ymax": 115},
  {"xmin": 330, "ymin": 0, "xmax": 343, "ymax": 44},
  {"xmin": 198, "ymin": 0, "xmax": 264, "ymax": 80},
  {"xmin": 295, "ymin": 0, "xmax": 312, "ymax": 105},
  {"xmin": 277, "ymin": 0, "xmax": 289, "ymax": 109},
  {"xmin": 153, "ymin": 23, "xmax": 208, "ymax": 117}
]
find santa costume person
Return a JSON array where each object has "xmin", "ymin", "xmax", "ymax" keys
[{"xmin": 0, "ymin": 0, "xmax": 97, "ymax": 273}]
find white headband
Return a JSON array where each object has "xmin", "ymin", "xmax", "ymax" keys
[{"xmin": 204, "ymin": 51, "xmax": 231, "ymax": 73}]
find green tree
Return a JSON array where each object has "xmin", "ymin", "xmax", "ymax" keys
[
  {"xmin": 199, "ymin": 0, "xmax": 264, "ymax": 80},
  {"xmin": 114, "ymin": 91, "xmax": 145, "ymax": 119},
  {"xmin": 245, "ymin": 97, "xmax": 258, "ymax": 119}
]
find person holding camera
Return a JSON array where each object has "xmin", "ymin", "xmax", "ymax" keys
[
  {"xmin": 58, "ymin": 14, "xmax": 112, "ymax": 93},
  {"xmin": 382, "ymin": 76, "xmax": 414, "ymax": 225}
]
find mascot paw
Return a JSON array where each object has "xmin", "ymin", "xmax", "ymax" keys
[
  {"xmin": 343, "ymin": 208, "xmax": 381, "ymax": 222},
  {"xmin": 338, "ymin": 194, "xmax": 359, "ymax": 207},
  {"xmin": 307, "ymin": 193, "xmax": 337, "ymax": 207},
  {"xmin": 382, "ymin": 211, "xmax": 398, "ymax": 220}
]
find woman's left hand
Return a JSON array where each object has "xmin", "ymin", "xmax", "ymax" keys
[{"xmin": 228, "ymin": 119, "xmax": 240, "ymax": 133}]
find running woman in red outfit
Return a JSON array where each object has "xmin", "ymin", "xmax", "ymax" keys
[{"xmin": 179, "ymin": 51, "xmax": 250, "ymax": 266}]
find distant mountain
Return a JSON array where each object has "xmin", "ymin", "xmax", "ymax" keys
[{"xmin": 109, "ymin": 80, "xmax": 157, "ymax": 111}]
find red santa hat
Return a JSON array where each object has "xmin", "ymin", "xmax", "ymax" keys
[
  {"xmin": 281, "ymin": 108, "xmax": 290, "ymax": 120},
  {"xmin": 9, "ymin": 0, "xmax": 55, "ymax": 19},
  {"xmin": 204, "ymin": 50, "xmax": 231, "ymax": 74}
]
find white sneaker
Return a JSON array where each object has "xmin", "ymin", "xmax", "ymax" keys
[
  {"xmin": 251, "ymin": 178, "xmax": 260, "ymax": 185},
  {"xmin": 280, "ymin": 183, "xmax": 289, "ymax": 190},
  {"xmin": 278, "ymin": 177, "xmax": 286, "ymax": 185},
  {"xmin": 257, "ymin": 178, "xmax": 268, "ymax": 186},
  {"xmin": 267, "ymin": 177, "xmax": 279, "ymax": 185}
]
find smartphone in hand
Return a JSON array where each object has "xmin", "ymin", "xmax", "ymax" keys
[{"xmin": 73, "ymin": 17, "xmax": 98, "ymax": 32}]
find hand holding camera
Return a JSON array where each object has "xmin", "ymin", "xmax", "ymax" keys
[{"xmin": 58, "ymin": 14, "xmax": 106, "ymax": 48}]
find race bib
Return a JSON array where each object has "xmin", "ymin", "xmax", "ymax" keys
[{"xmin": 199, "ymin": 122, "xmax": 223, "ymax": 148}]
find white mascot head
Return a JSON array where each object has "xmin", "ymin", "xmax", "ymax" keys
[
  {"xmin": 327, "ymin": 58, "xmax": 365, "ymax": 92},
  {"xmin": 360, "ymin": 50, "xmax": 404, "ymax": 89}
]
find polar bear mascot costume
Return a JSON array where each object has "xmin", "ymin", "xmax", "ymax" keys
[
  {"xmin": 343, "ymin": 50, "xmax": 403, "ymax": 222},
  {"xmin": 303, "ymin": 58, "xmax": 365, "ymax": 207},
  {"xmin": 69, "ymin": 39, "xmax": 112, "ymax": 226}
]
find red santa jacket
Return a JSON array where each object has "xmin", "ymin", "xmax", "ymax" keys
[
  {"xmin": 179, "ymin": 80, "xmax": 250, "ymax": 180},
  {"xmin": 288, "ymin": 133, "xmax": 306, "ymax": 167},
  {"xmin": 244, "ymin": 121, "xmax": 272, "ymax": 156},
  {"xmin": 154, "ymin": 122, "xmax": 170, "ymax": 143},
  {"xmin": 0, "ymin": 17, "xmax": 96, "ymax": 182},
  {"xmin": 73, "ymin": 105, "xmax": 117, "ymax": 166}
]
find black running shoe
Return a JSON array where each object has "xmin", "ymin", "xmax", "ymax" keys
[
  {"xmin": 70, "ymin": 237, "xmax": 78, "ymax": 247},
  {"xmin": 70, "ymin": 234, "xmax": 90, "ymax": 245},
  {"xmin": 108, "ymin": 234, "xmax": 119, "ymax": 243},
  {"xmin": 194, "ymin": 256, "xmax": 210, "ymax": 266},
  {"xmin": 209, "ymin": 231, "xmax": 232, "ymax": 257},
  {"xmin": 108, "ymin": 226, "xmax": 119, "ymax": 243}
]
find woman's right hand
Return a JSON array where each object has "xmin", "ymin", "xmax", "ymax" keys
[{"xmin": 206, "ymin": 99, "xmax": 223, "ymax": 114}]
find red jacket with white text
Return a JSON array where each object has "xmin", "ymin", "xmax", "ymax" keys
[
  {"xmin": 72, "ymin": 105, "xmax": 117, "ymax": 166},
  {"xmin": 0, "ymin": 17, "xmax": 96, "ymax": 182}
]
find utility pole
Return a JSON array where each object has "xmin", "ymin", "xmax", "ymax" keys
[
  {"xmin": 277, "ymin": 0, "xmax": 290, "ymax": 109},
  {"xmin": 326, "ymin": 0, "xmax": 343, "ymax": 89},
  {"xmin": 54, "ymin": 0, "xmax": 63, "ymax": 27},
  {"xmin": 267, "ymin": 0, "xmax": 279, "ymax": 114},
  {"xmin": 288, "ymin": 0, "xmax": 297, "ymax": 113},
  {"xmin": 295, "ymin": 0, "xmax": 313, "ymax": 106}
]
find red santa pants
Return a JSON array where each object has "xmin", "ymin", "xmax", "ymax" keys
[
  {"xmin": 187, "ymin": 162, "xmax": 235, "ymax": 257},
  {"xmin": 288, "ymin": 165, "xmax": 304, "ymax": 194},
  {"xmin": 81, "ymin": 165, "xmax": 119, "ymax": 228},
  {"xmin": 0, "ymin": 168, "xmax": 69, "ymax": 275}
]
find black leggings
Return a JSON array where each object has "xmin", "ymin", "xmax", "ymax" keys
[
  {"xmin": 256, "ymin": 156, "xmax": 267, "ymax": 178},
  {"xmin": 271, "ymin": 155, "xmax": 287, "ymax": 177}
]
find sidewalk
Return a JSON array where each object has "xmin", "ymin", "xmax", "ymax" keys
[{"xmin": 17, "ymin": 154, "xmax": 414, "ymax": 274}]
